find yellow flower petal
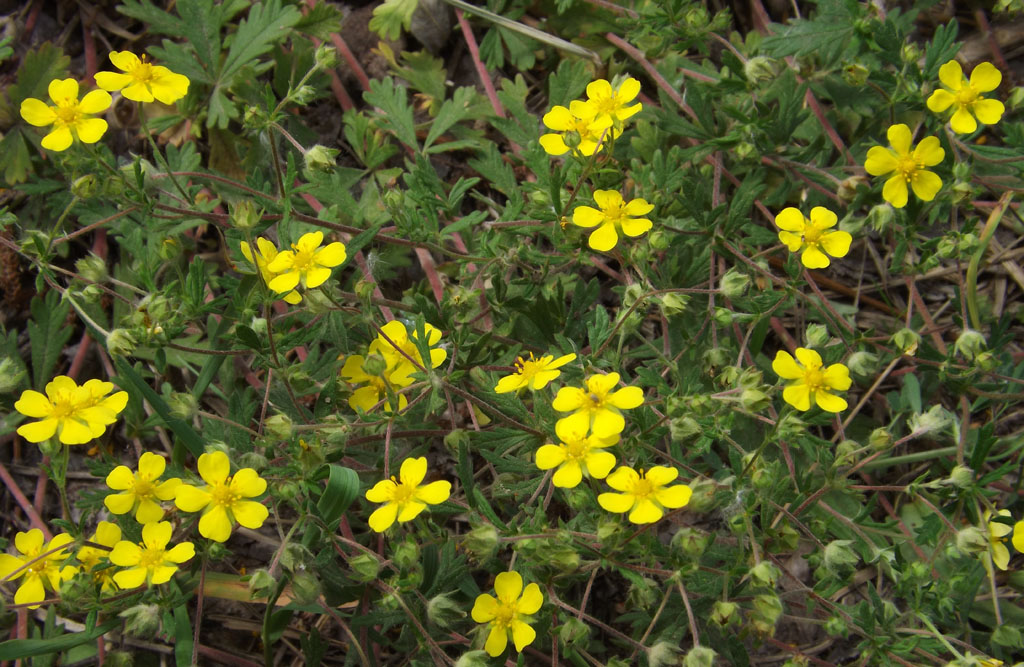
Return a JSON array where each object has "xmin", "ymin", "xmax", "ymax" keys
[
  {"xmin": 415, "ymin": 480, "xmax": 451, "ymax": 505},
  {"xmin": 109, "ymin": 542, "xmax": 143, "ymax": 567},
  {"xmin": 231, "ymin": 500, "xmax": 269, "ymax": 528},
  {"xmin": 644, "ymin": 466, "xmax": 678, "ymax": 486},
  {"xmin": 913, "ymin": 137, "xmax": 945, "ymax": 166},
  {"xmin": 628, "ymin": 498, "xmax": 663, "ymax": 524},
  {"xmin": 494, "ymin": 571, "xmax": 523, "ymax": 603},
  {"xmin": 772, "ymin": 351, "xmax": 802, "ymax": 379},
  {"xmin": 41, "ymin": 126, "xmax": 74, "ymax": 152},
  {"xmin": 15, "ymin": 577, "xmax": 47, "ymax": 608},
  {"xmin": 782, "ymin": 382, "xmax": 812, "ymax": 411},
  {"xmin": 571, "ymin": 206, "xmax": 604, "ymax": 228},
  {"xmin": 19, "ymin": 99, "xmax": 57, "ymax": 127},
  {"xmin": 814, "ymin": 389, "xmax": 847, "ymax": 413},
  {"xmin": 174, "ymin": 484, "xmax": 212, "ymax": 512},
  {"xmin": 396, "ymin": 500, "xmax": 426, "ymax": 522},
  {"xmin": 471, "ymin": 593, "xmax": 498, "ymax": 622},
  {"xmin": 823, "ymin": 364, "xmax": 852, "ymax": 391},
  {"xmin": 304, "ymin": 266, "xmax": 332, "ymax": 288},
  {"xmin": 608, "ymin": 385, "xmax": 644, "ymax": 410},
  {"xmin": 400, "ymin": 457, "xmax": 427, "ymax": 487},
  {"xmin": 79, "ymin": 90, "xmax": 112, "ymax": 114},
  {"xmin": 587, "ymin": 222, "xmax": 619, "ymax": 252},
  {"xmin": 820, "ymin": 231, "xmax": 852, "ymax": 258},
  {"xmin": 198, "ymin": 451, "xmax": 230, "ymax": 485},
  {"xmin": 368, "ymin": 503, "xmax": 399, "ymax": 532},
  {"xmin": 886, "ymin": 123, "xmax": 912, "ymax": 155},
  {"xmin": 165, "ymin": 542, "xmax": 195, "ymax": 563},
  {"xmin": 591, "ymin": 408, "xmax": 626, "ymax": 437},
  {"xmin": 593, "ymin": 189, "xmax": 623, "ymax": 209},
  {"xmin": 969, "ymin": 62, "xmax": 1002, "ymax": 93},
  {"xmin": 231, "ymin": 468, "xmax": 267, "ymax": 498},
  {"xmin": 49, "ymin": 78, "xmax": 79, "ymax": 103},
  {"xmin": 801, "ymin": 245, "xmax": 830, "ymax": 269},
  {"xmin": 598, "ymin": 491, "xmax": 635, "ymax": 514},
  {"xmin": 539, "ymin": 134, "xmax": 570, "ymax": 155},
  {"xmin": 315, "ymin": 242, "xmax": 347, "ymax": 267},
  {"xmin": 199, "ymin": 505, "xmax": 233, "ymax": 542},
  {"xmin": 656, "ymin": 484, "xmax": 692, "ymax": 509},
  {"xmin": 484, "ymin": 625, "xmax": 508, "ymax": 657},
  {"xmin": 605, "ymin": 465, "xmax": 638, "ymax": 491},
  {"xmin": 992, "ymin": 542, "xmax": 1010, "ymax": 570},
  {"xmin": 1012, "ymin": 521, "xmax": 1024, "ymax": 553},
  {"xmin": 75, "ymin": 117, "xmax": 109, "ymax": 144},
  {"xmin": 937, "ymin": 60, "xmax": 964, "ymax": 91},
  {"xmin": 882, "ymin": 175, "xmax": 909, "ymax": 208},
  {"xmin": 103, "ymin": 491, "xmax": 135, "ymax": 515},
  {"xmin": 113, "ymin": 567, "xmax": 148, "ymax": 589},
  {"xmin": 774, "ymin": 207, "xmax": 805, "ymax": 232},
  {"xmin": 510, "ymin": 619, "xmax": 537, "ymax": 651},
  {"xmin": 552, "ymin": 387, "xmax": 585, "ymax": 411},
  {"xmin": 864, "ymin": 146, "xmax": 899, "ymax": 176},
  {"xmin": 137, "ymin": 452, "xmax": 166, "ymax": 479},
  {"xmin": 973, "ymin": 99, "xmax": 1004, "ymax": 125},
  {"xmin": 94, "ymin": 71, "xmax": 134, "ymax": 93},
  {"xmin": 542, "ymin": 105, "xmax": 574, "ymax": 131},
  {"xmin": 136, "ymin": 498, "xmax": 165, "ymax": 523},
  {"xmin": 909, "ymin": 170, "xmax": 942, "ymax": 202},
  {"xmin": 143, "ymin": 521, "xmax": 173, "ymax": 548},
  {"xmin": 268, "ymin": 270, "xmax": 301, "ymax": 294},
  {"xmin": 619, "ymin": 217, "xmax": 652, "ymax": 237},
  {"xmin": 552, "ymin": 460, "xmax": 583, "ymax": 488},
  {"xmin": 926, "ymin": 89, "xmax": 955, "ymax": 113},
  {"xmin": 365, "ymin": 479, "xmax": 396, "ymax": 503},
  {"xmin": 535, "ymin": 444, "xmax": 567, "ymax": 470},
  {"xmin": 584, "ymin": 450, "xmax": 616, "ymax": 479},
  {"xmin": 17, "ymin": 418, "xmax": 58, "ymax": 443}
]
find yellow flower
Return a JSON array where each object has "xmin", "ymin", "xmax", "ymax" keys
[
  {"xmin": 365, "ymin": 457, "xmax": 451, "ymax": 532},
  {"xmin": 539, "ymin": 100, "xmax": 617, "ymax": 157},
  {"xmin": 585, "ymin": 77, "xmax": 642, "ymax": 125},
  {"xmin": 109, "ymin": 521, "xmax": 195, "ymax": 589},
  {"xmin": 775, "ymin": 206, "xmax": 852, "ymax": 269},
  {"xmin": 265, "ymin": 231, "xmax": 347, "ymax": 292},
  {"xmin": 772, "ymin": 348, "xmax": 851, "ymax": 413},
  {"xmin": 864, "ymin": 124, "xmax": 945, "ymax": 209},
  {"xmin": 174, "ymin": 451, "xmax": 269, "ymax": 542},
  {"xmin": 94, "ymin": 51, "xmax": 190, "ymax": 104},
  {"xmin": 0, "ymin": 530, "xmax": 77, "ymax": 609},
  {"xmin": 572, "ymin": 190, "xmax": 654, "ymax": 252},
  {"xmin": 1014, "ymin": 520, "xmax": 1024, "ymax": 555},
  {"xmin": 552, "ymin": 372, "xmax": 644, "ymax": 438},
  {"xmin": 370, "ymin": 320, "xmax": 447, "ymax": 378},
  {"xmin": 471, "ymin": 571, "xmax": 543, "ymax": 656},
  {"xmin": 77, "ymin": 521, "xmax": 122, "ymax": 592},
  {"xmin": 340, "ymin": 354, "xmax": 412, "ymax": 413},
  {"xmin": 19, "ymin": 78, "xmax": 111, "ymax": 152},
  {"xmin": 598, "ymin": 466, "xmax": 692, "ymax": 524},
  {"xmin": 535, "ymin": 419, "xmax": 617, "ymax": 488},
  {"xmin": 240, "ymin": 239, "xmax": 301, "ymax": 304},
  {"xmin": 15, "ymin": 375, "xmax": 129, "ymax": 445},
  {"xmin": 926, "ymin": 61, "xmax": 1004, "ymax": 134},
  {"xmin": 494, "ymin": 352, "xmax": 576, "ymax": 393},
  {"xmin": 988, "ymin": 509, "xmax": 1014, "ymax": 571},
  {"xmin": 104, "ymin": 452, "xmax": 182, "ymax": 523}
]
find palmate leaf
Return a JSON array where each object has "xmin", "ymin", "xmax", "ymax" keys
[
  {"xmin": 221, "ymin": 0, "xmax": 301, "ymax": 83},
  {"xmin": 294, "ymin": 1, "xmax": 343, "ymax": 40},
  {"xmin": 364, "ymin": 77, "xmax": 419, "ymax": 150},
  {"xmin": 8, "ymin": 42, "xmax": 69, "ymax": 105},
  {"xmin": 369, "ymin": 0, "xmax": 419, "ymax": 40}
]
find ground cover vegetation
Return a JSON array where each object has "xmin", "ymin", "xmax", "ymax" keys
[{"xmin": 1, "ymin": 0, "xmax": 1023, "ymax": 664}]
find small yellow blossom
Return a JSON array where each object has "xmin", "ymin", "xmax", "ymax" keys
[
  {"xmin": 494, "ymin": 352, "xmax": 576, "ymax": 393},
  {"xmin": 370, "ymin": 320, "xmax": 447, "ymax": 378},
  {"xmin": 1014, "ymin": 520, "xmax": 1024, "ymax": 555},
  {"xmin": 552, "ymin": 372, "xmax": 644, "ymax": 438},
  {"xmin": 0, "ymin": 530, "xmax": 77, "ymax": 608},
  {"xmin": 365, "ymin": 456, "xmax": 451, "ymax": 532},
  {"xmin": 15, "ymin": 376, "xmax": 128, "ymax": 445},
  {"xmin": 94, "ymin": 51, "xmax": 190, "ymax": 104},
  {"xmin": 926, "ymin": 61, "xmax": 1004, "ymax": 134},
  {"xmin": 109, "ymin": 521, "xmax": 195, "ymax": 589},
  {"xmin": 775, "ymin": 206, "xmax": 852, "ymax": 269},
  {"xmin": 104, "ymin": 452, "xmax": 181, "ymax": 523},
  {"xmin": 598, "ymin": 466, "xmax": 692, "ymax": 524},
  {"xmin": 572, "ymin": 190, "xmax": 654, "ymax": 252},
  {"xmin": 988, "ymin": 509, "xmax": 1014, "ymax": 571},
  {"xmin": 471, "ymin": 571, "xmax": 543, "ymax": 656},
  {"xmin": 539, "ymin": 100, "xmax": 617, "ymax": 157},
  {"xmin": 340, "ymin": 354, "xmax": 412, "ymax": 413},
  {"xmin": 174, "ymin": 451, "xmax": 269, "ymax": 542},
  {"xmin": 864, "ymin": 124, "xmax": 945, "ymax": 208},
  {"xmin": 585, "ymin": 77, "xmax": 642, "ymax": 125},
  {"xmin": 77, "ymin": 521, "xmax": 122, "ymax": 592},
  {"xmin": 535, "ymin": 420, "xmax": 617, "ymax": 488},
  {"xmin": 772, "ymin": 348, "xmax": 851, "ymax": 413},
  {"xmin": 265, "ymin": 232, "xmax": 347, "ymax": 293},
  {"xmin": 19, "ymin": 78, "xmax": 111, "ymax": 151},
  {"xmin": 240, "ymin": 239, "xmax": 301, "ymax": 304}
]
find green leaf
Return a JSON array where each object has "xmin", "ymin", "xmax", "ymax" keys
[
  {"xmin": 547, "ymin": 58, "xmax": 592, "ymax": 108},
  {"xmin": 173, "ymin": 605, "xmax": 194, "ymax": 667},
  {"xmin": 113, "ymin": 357, "xmax": 206, "ymax": 457},
  {"xmin": 923, "ymin": 21, "xmax": 959, "ymax": 79},
  {"xmin": 176, "ymin": 0, "xmax": 224, "ymax": 69},
  {"xmin": 0, "ymin": 621, "xmax": 118, "ymax": 660},
  {"xmin": 369, "ymin": 0, "xmax": 419, "ymax": 40},
  {"xmin": 0, "ymin": 129, "xmax": 33, "ymax": 185},
  {"xmin": 364, "ymin": 77, "xmax": 419, "ymax": 150},
  {"xmin": 294, "ymin": 1, "xmax": 343, "ymax": 40},
  {"xmin": 9, "ymin": 42, "xmax": 70, "ymax": 105},
  {"xmin": 424, "ymin": 86, "xmax": 477, "ymax": 152},
  {"xmin": 315, "ymin": 464, "xmax": 360, "ymax": 527},
  {"xmin": 760, "ymin": 0, "xmax": 857, "ymax": 62},
  {"xmin": 221, "ymin": 0, "xmax": 301, "ymax": 83},
  {"xmin": 28, "ymin": 291, "xmax": 73, "ymax": 389}
]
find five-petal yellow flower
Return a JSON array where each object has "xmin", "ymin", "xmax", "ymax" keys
[
  {"xmin": 598, "ymin": 466, "xmax": 691, "ymax": 524},
  {"xmin": 174, "ymin": 451, "xmax": 269, "ymax": 542},
  {"xmin": 340, "ymin": 354, "xmax": 413, "ymax": 413},
  {"xmin": 539, "ymin": 100, "xmax": 616, "ymax": 157},
  {"xmin": 927, "ymin": 60, "xmax": 1004, "ymax": 134},
  {"xmin": 572, "ymin": 190, "xmax": 654, "ymax": 252},
  {"xmin": 772, "ymin": 348, "xmax": 851, "ymax": 413},
  {"xmin": 988, "ymin": 509, "xmax": 1013, "ymax": 571},
  {"xmin": 552, "ymin": 372, "xmax": 644, "ymax": 438},
  {"xmin": 864, "ymin": 124, "xmax": 945, "ymax": 208},
  {"xmin": 0, "ymin": 530, "xmax": 77, "ymax": 608},
  {"xmin": 585, "ymin": 77, "xmax": 642, "ymax": 125},
  {"xmin": 265, "ymin": 231, "xmax": 347, "ymax": 293},
  {"xmin": 109, "ymin": 521, "xmax": 195, "ymax": 589},
  {"xmin": 20, "ymin": 78, "xmax": 111, "ymax": 151},
  {"xmin": 371, "ymin": 320, "xmax": 447, "ymax": 377},
  {"xmin": 535, "ymin": 420, "xmax": 617, "ymax": 488},
  {"xmin": 471, "ymin": 571, "xmax": 543, "ymax": 657},
  {"xmin": 240, "ymin": 238, "xmax": 302, "ymax": 304},
  {"xmin": 365, "ymin": 456, "xmax": 451, "ymax": 532},
  {"xmin": 104, "ymin": 452, "xmax": 182, "ymax": 523},
  {"xmin": 77, "ymin": 521, "xmax": 122, "ymax": 592},
  {"xmin": 15, "ymin": 376, "xmax": 129, "ymax": 445},
  {"xmin": 94, "ymin": 51, "xmax": 190, "ymax": 104},
  {"xmin": 775, "ymin": 206, "xmax": 852, "ymax": 269},
  {"xmin": 494, "ymin": 352, "xmax": 576, "ymax": 393}
]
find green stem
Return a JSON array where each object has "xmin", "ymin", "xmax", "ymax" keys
[
  {"xmin": 139, "ymin": 106, "xmax": 190, "ymax": 201},
  {"xmin": 966, "ymin": 192, "xmax": 1012, "ymax": 330}
]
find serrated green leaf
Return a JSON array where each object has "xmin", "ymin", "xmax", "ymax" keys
[
  {"xmin": 424, "ymin": 86, "xmax": 476, "ymax": 152},
  {"xmin": 294, "ymin": 1, "xmax": 343, "ymax": 40},
  {"xmin": 0, "ymin": 129, "xmax": 33, "ymax": 185},
  {"xmin": 222, "ymin": 0, "xmax": 301, "ymax": 83},
  {"xmin": 28, "ymin": 292, "xmax": 72, "ymax": 389},
  {"xmin": 9, "ymin": 43, "xmax": 70, "ymax": 105},
  {"xmin": 369, "ymin": 0, "xmax": 419, "ymax": 40},
  {"xmin": 364, "ymin": 77, "xmax": 418, "ymax": 150}
]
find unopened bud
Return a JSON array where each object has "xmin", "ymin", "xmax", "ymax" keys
[
  {"xmin": 955, "ymin": 526, "xmax": 988, "ymax": 556},
  {"xmin": 248, "ymin": 568, "xmax": 276, "ymax": 599},
  {"xmin": 659, "ymin": 292, "xmax": 689, "ymax": 316},
  {"xmin": 426, "ymin": 592, "xmax": 465, "ymax": 628},
  {"xmin": 683, "ymin": 646, "xmax": 718, "ymax": 667},
  {"xmin": 824, "ymin": 614, "xmax": 848, "ymax": 637},
  {"xmin": 76, "ymin": 254, "xmax": 108, "ymax": 283},
  {"xmin": 314, "ymin": 44, "xmax": 338, "ymax": 70},
  {"xmin": 454, "ymin": 651, "xmax": 489, "ymax": 667},
  {"xmin": 394, "ymin": 540, "xmax": 419, "ymax": 570},
  {"xmin": 740, "ymin": 388, "xmax": 771, "ymax": 412},
  {"xmin": 748, "ymin": 561, "xmax": 780, "ymax": 589},
  {"xmin": 672, "ymin": 527, "xmax": 710, "ymax": 558},
  {"xmin": 846, "ymin": 350, "xmax": 879, "ymax": 376},
  {"xmin": 823, "ymin": 539, "xmax": 859, "ymax": 574},
  {"xmin": 304, "ymin": 144, "xmax": 338, "ymax": 173},
  {"xmin": 349, "ymin": 553, "xmax": 380, "ymax": 582},
  {"xmin": 119, "ymin": 604, "xmax": 162, "ymax": 639},
  {"xmin": 559, "ymin": 615, "xmax": 589, "ymax": 646},
  {"xmin": 362, "ymin": 353, "xmax": 388, "ymax": 377},
  {"xmin": 232, "ymin": 201, "xmax": 260, "ymax": 230},
  {"xmin": 954, "ymin": 330, "xmax": 986, "ymax": 361},
  {"xmin": 237, "ymin": 451, "xmax": 268, "ymax": 471},
  {"xmin": 744, "ymin": 56, "xmax": 779, "ymax": 84},
  {"xmin": 711, "ymin": 600, "xmax": 739, "ymax": 627},
  {"xmin": 842, "ymin": 62, "xmax": 870, "ymax": 86},
  {"xmin": 290, "ymin": 570, "xmax": 321, "ymax": 605},
  {"xmin": 891, "ymin": 328, "xmax": 920, "ymax": 355},
  {"xmin": 720, "ymin": 268, "xmax": 750, "ymax": 299},
  {"xmin": 106, "ymin": 328, "xmax": 137, "ymax": 356},
  {"xmin": 948, "ymin": 465, "xmax": 974, "ymax": 489},
  {"xmin": 0, "ymin": 358, "xmax": 26, "ymax": 393},
  {"xmin": 647, "ymin": 641, "xmax": 681, "ymax": 667},
  {"xmin": 461, "ymin": 523, "xmax": 498, "ymax": 561},
  {"xmin": 167, "ymin": 392, "xmax": 197, "ymax": 419},
  {"xmin": 869, "ymin": 428, "xmax": 892, "ymax": 451},
  {"xmin": 72, "ymin": 174, "xmax": 99, "ymax": 198},
  {"xmin": 669, "ymin": 416, "xmax": 702, "ymax": 441},
  {"xmin": 837, "ymin": 174, "xmax": 866, "ymax": 203},
  {"xmin": 868, "ymin": 204, "xmax": 895, "ymax": 232},
  {"xmin": 907, "ymin": 404, "xmax": 951, "ymax": 437},
  {"xmin": 804, "ymin": 323, "xmax": 829, "ymax": 348},
  {"xmin": 264, "ymin": 414, "xmax": 293, "ymax": 440}
]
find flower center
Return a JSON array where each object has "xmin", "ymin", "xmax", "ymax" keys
[
  {"xmin": 391, "ymin": 478, "xmax": 417, "ymax": 503},
  {"xmin": 27, "ymin": 558, "xmax": 49, "ymax": 576},
  {"xmin": 565, "ymin": 438, "xmax": 588, "ymax": 460},
  {"xmin": 631, "ymin": 472, "xmax": 654, "ymax": 499},
  {"xmin": 130, "ymin": 61, "xmax": 156, "ymax": 83},
  {"xmin": 50, "ymin": 395, "xmax": 76, "ymax": 419},
  {"xmin": 210, "ymin": 479, "xmax": 240, "ymax": 507},
  {"xmin": 514, "ymin": 353, "xmax": 543, "ymax": 379},
  {"xmin": 601, "ymin": 202, "xmax": 626, "ymax": 226},
  {"xmin": 802, "ymin": 225, "xmax": 823, "ymax": 244},
  {"xmin": 493, "ymin": 602, "xmax": 517, "ymax": 629},
  {"xmin": 132, "ymin": 477, "xmax": 155, "ymax": 498},
  {"xmin": 897, "ymin": 156, "xmax": 921, "ymax": 182},
  {"xmin": 289, "ymin": 245, "xmax": 317, "ymax": 273},
  {"xmin": 138, "ymin": 546, "xmax": 165, "ymax": 569},
  {"xmin": 54, "ymin": 100, "xmax": 81, "ymax": 125},
  {"xmin": 955, "ymin": 86, "xmax": 978, "ymax": 106},
  {"xmin": 803, "ymin": 367, "xmax": 825, "ymax": 392}
]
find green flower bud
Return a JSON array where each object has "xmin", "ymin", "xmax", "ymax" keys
[
  {"xmin": 835, "ymin": 439, "xmax": 860, "ymax": 466},
  {"xmin": 669, "ymin": 416, "xmax": 702, "ymax": 441},
  {"xmin": 748, "ymin": 561, "xmax": 780, "ymax": 589},
  {"xmin": 824, "ymin": 614, "xmax": 848, "ymax": 637},
  {"xmin": 0, "ymin": 358, "xmax": 27, "ymax": 393},
  {"xmin": 703, "ymin": 346, "xmax": 730, "ymax": 369},
  {"xmin": 232, "ymin": 201, "xmax": 261, "ymax": 230},
  {"xmin": 824, "ymin": 539, "xmax": 859, "ymax": 575},
  {"xmin": 711, "ymin": 600, "xmax": 739, "ymax": 627},
  {"xmin": 719, "ymin": 268, "xmax": 750, "ymax": 299},
  {"xmin": 304, "ymin": 144, "xmax": 338, "ymax": 173},
  {"xmin": 846, "ymin": 350, "xmax": 879, "ymax": 376},
  {"xmin": 394, "ymin": 540, "xmax": 420, "ymax": 570},
  {"xmin": 900, "ymin": 43, "xmax": 922, "ymax": 64},
  {"xmin": 454, "ymin": 651, "xmax": 489, "ymax": 667},
  {"xmin": 158, "ymin": 238, "xmax": 181, "ymax": 262},
  {"xmin": 75, "ymin": 254, "xmax": 108, "ymax": 283},
  {"xmin": 426, "ymin": 592, "xmax": 465, "ymax": 628},
  {"xmin": 768, "ymin": 521, "xmax": 800, "ymax": 552},
  {"xmin": 804, "ymin": 323, "xmax": 829, "ymax": 348},
  {"xmin": 106, "ymin": 328, "xmax": 137, "ymax": 356},
  {"xmin": 264, "ymin": 414, "xmax": 293, "ymax": 441},
  {"xmin": 647, "ymin": 641, "xmax": 681, "ymax": 667},
  {"xmin": 672, "ymin": 527, "xmax": 710, "ymax": 558},
  {"xmin": 744, "ymin": 56, "xmax": 780, "ymax": 84},
  {"xmin": 249, "ymin": 317, "xmax": 268, "ymax": 336},
  {"xmin": 461, "ymin": 523, "xmax": 498, "ymax": 561},
  {"xmin": 869, "ymin": 428, "xmax": 892, "ymax": 451},
  {"xmin": 71, "ymin": 174, "xmax": 99, "ymax": 198},
  {"xmin": 627, "ymin": 576, "xmax": 658, "ymax": 609},
  {"xmin": 101, "ymin": 651, "xmax": 133, "ymax": 667},
  {"xmin": 683, "ymin": 646, "xmax": 718, "ymax": 667},
  {"xmin": 291, "ymin": 84, "xmax": 317, "ymax": 105},
  {"xmin": 1006, "ymin": 85, "xmax": 1024, "ymax": 111},
  {"xmin": 559, "ymin": 615, "xmax": 589, "ymax": 646},
  {"xmin": 837, "ymin": 175, "xmax": 866, "ymax": 203},
  {"xmin": 955, "ymin": 525, "xmax": 988, "ymax": 556},
  {"xmin": 248, "ymin": 568, "xmax": 277, "ymax": 599},
  {"xmin": 659, "ymin": 292, "xmax": 689, "ymax": 316},
  {"xmin": 777, "ymin": 411, "xmax": 806, "ymax": 439},
  {"xmin": 868, "ymin": 204, "xmax": 895, "ymax": 232},
  {"xmin": 167, "ymin": 392, "xmax": 197, "ymax": 420},
  {"xmin": 274, "ymin": 480, "xmax": 300, "ymax": 501},
  {"xmin": 349, "ymin": 553, "xmax": 381, "ymax": 582},
  {"xmin": 842, "ymin": 62, "xmax": 870, "ymax": 86},
  {"xmin": 290, "ymin": 570, "xmax": 321, "ymax": 605},
  {"xmin": 717, "ymin": 365, "xmax": 741, "ymax": 386},
  {"xmin": 243, "ymin": 105, "xmax": 267, "ymax": 129},
  {"xmin": 891, "ymin": 327, "xmax": 920, "ymax": 355},
  {"xmin": 948, "ymin": 465, "xmax": 974, "ymax": 489},
  {"xmin": 119, "ymin": 603, "xmax": 162, "ymax": 639},
  {"xmin": 740, "ymin": 388, "xmax": 771, "ymax": 412},
  {"xmin": 598, "ymin": 516, "xmax": 625, "ymax": 544},
  {"xmin": 237, "ymin": 451, "xmax": 268, "ymax": 471},
  {"xmin": 954, "ymin": 329, "xmax": 986, "ymax": 361},
  {"xmin": 685, "ymin": 477, "xmax": 717, "ymax": 513},
  {"xmin": 314, "ymin": 44, "xmax": 338, "ymax": 70},
  {"xmin": 38, "ymin": 437, "xmax": 62, "ymax": 457},
  {"xmin": 362, "ymin": 353, "xmax": 388, "ymax": 377},
  {"xmin": 751, "ymin": 592, "xmax": 783, "ymax": 626},
  {"xmin": 648, "ymin": 229, "xmax": 671, "ymax": 250},
  {"xmin": 713, "ymin": 307, "xmax": 734, "ymax": 326},
  {"xmin": 936, "ymin": 234, "xmax": 959, "ymax": 258},
  {"xmin": 908, "ymin": 404, "xmax": 951, "ymax": 437}
]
